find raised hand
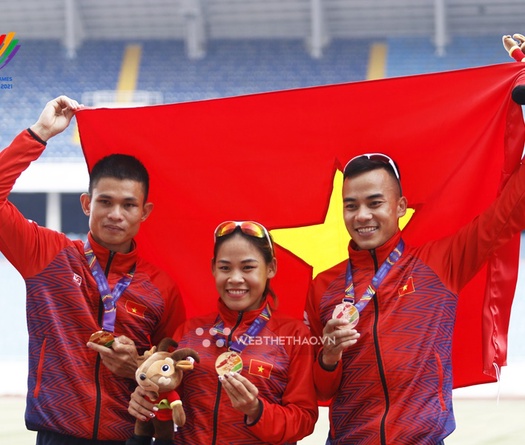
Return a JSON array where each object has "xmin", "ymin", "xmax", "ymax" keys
[{"xmin": 30, "ymin": 95, "xmax": 84, "ymax": 142}]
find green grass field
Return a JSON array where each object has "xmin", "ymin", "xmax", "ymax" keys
[{"xmin": 3, "ymin": 396, "xmax": 524, "ymax": 445}]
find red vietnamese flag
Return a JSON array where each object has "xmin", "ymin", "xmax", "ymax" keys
[
  {"xmin": 398, "ymin": 277, "xmax": 416, "ymax": 297},
  {"xmin": 249, "ymin": 359, "xmax": 273, "ymax": 379},
  {"xmin": 125, "ymin": 300, "xmax": 147, "ymax": 318},
  {"xmin": 76, "ymin": 63, "xmax": 525, "ymax": 389}
]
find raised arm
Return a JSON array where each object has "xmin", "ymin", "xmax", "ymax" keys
[{"xmin": 30, "ymin": 95, "xmax": 83, "ymax": 142}]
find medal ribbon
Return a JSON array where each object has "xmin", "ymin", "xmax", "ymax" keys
[
  {"xmin": 213, "ymin": 303, "xmax": 272, "ymax": 354},
  {"xmin": 344, "ymin": 240, "xmax": 404, "ymax": 313},
  {"xmin": 84, "ymin": 241, "xmax": 136, "ymax": 333}
]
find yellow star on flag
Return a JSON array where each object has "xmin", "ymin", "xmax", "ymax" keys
[{"xmin": 270, "ymin": 169, "xmax": 414, "ymax": 278}]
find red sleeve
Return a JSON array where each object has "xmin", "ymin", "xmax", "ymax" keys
[
  {"xmin": 510, "ymin": 46, "xmax": 525, "ymax": 62},
  {"xmin": 422, "ymin": 161, "xmax": 525, "ymax": 292},
  {"xmin": 312, "ymin": 348, "xmax": 343, "ymax": 402},
  {"xmin": 0, "ymin": 130, "xmax": 69, "ymax": 277},
  {"xmin": 248, "ymin": 320, "xmax": 318, "ymax": 443}
]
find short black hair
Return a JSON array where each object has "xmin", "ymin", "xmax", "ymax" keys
[
  {"xmin": 343, "ymin": 155, "xmax": 402, "ymax": 195},
  {"xmin": 89, "ymin": 154, "xmax": 150, "ymax": 200}
]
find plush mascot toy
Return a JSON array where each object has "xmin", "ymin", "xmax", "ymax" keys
[
  {"xmin": 127, "ymin": 338, "xmax": 200, "ymax": 445},
  {"xmin": 502, "ymin": 33, "xmax": 525, "ymax": 62}
]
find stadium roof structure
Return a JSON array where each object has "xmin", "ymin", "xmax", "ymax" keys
[{"xmin": 2, "ymin": 0, "xmax": 525, "ymax": 59}]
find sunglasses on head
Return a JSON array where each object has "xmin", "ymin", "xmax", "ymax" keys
[
  {"xmin": 344, "ymin": 152, "xmax": 400, "ymax": 181},
  {"xmin": 214, "ymin": 221, "xmax": 273, "ymax": 252}
]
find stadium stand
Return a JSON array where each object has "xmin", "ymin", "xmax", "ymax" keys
[{"xmin": 0, "ymin": 36, "xmax": 511, "ymax": 160}]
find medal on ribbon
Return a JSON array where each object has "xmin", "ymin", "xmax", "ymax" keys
[
  {"xmin": 212, "ymin": 304, "xmax": 271, "ymax": 376},
  {"xmin": 84, "ymin": 241, "xmax": 135, "ymax": 347},
  {"xmin": 333, "ymin": 240, "xmax": 405, "ymax": 328},
  {"xmin": 88, "ymin": 329, "xmax": 115, "ymax": 347}
]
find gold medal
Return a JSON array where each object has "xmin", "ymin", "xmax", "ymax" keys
[
  {"xmin": 215, "ymin": 350, "xmax": 243, "ymax": 376},
  {"xmin": 332, "ymin": 302, "xmax": 359, "ymax": 328},
  {"xmin": 88, "ymin": 330, "xmax": 115, "ymax": 348}
]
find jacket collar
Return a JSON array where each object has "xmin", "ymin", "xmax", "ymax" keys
[
  {"xmin": 87, "ymin": 232, "xmax": 138, "ymax": 274},
  {"xmin": 348, "ymin": 230, "xmax": 403, "ymax": 270},
  {"xmin": 216, "ymin": 295, "xmax": 275, "ymax": 327}
]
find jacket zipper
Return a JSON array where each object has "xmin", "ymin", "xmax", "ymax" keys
[
  {"xmin": 91, "ymin": 250, "xmax": 115, "ymax": 440},
  {"xmin": 369, "ymin": 249, "xmax": 389, "ymax": 445},
  {"xmin": 211, "ymin": 310, "xmax": 244, "ymax": 445}
]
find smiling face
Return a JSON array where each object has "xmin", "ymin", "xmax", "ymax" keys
[
  {"xmin": 343, "ymin": 168, "xmax": 407, "ymax": 251},
  {"xmin": 80, "ymin": 177, "xmax": 153, "ymax": 253},
  {"xmin": 212, "ymin": 233, "xmax": 276, "ymax": 312}
]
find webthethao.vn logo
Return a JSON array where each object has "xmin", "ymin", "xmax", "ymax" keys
[{"xmin": 0, "ymin": 32, "xmax": 21, "ymax": 70}]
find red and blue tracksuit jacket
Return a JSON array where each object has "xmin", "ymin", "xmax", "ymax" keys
[
  {"xmin": 305, "ymin": 159, "xmax": 525, "ymax": 445},
  {"xmin": 172, "ymin": 298, "xmax": 318, "ymax": 444},
  {"xmin": 0, "ymin": 130, "xmax": 186, "ymax": 441}
]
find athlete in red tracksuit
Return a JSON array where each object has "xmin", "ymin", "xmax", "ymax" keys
[
  {"xmin": 128, "ymin": 221, "xmax": 318, "ymax": 445},
  {"xmin": 305, "ymin": 153, "xmax": 525, "ymax": 445},
  {"xmin": 0, "ymin": 97, "xmax": 185, "ymax": 444},
  {"xmin": 171, "ymin": 298, "xmax": 318, "ymax": 444}
]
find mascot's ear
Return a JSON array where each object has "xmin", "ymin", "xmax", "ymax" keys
[
  {"xmin": 175, "ymin": 360, "xmax": 196, "ymax": 371},
  {"xmin": 157, "ymin": 337, "xmax": 179, "ymax": 352},
  {"xmin": 172, "ymin": 348, "xmax": 201, "ymax": 364},
  {"xmin": 137, "ymin": 345, "xmax": 157, "ymax": 367}
]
